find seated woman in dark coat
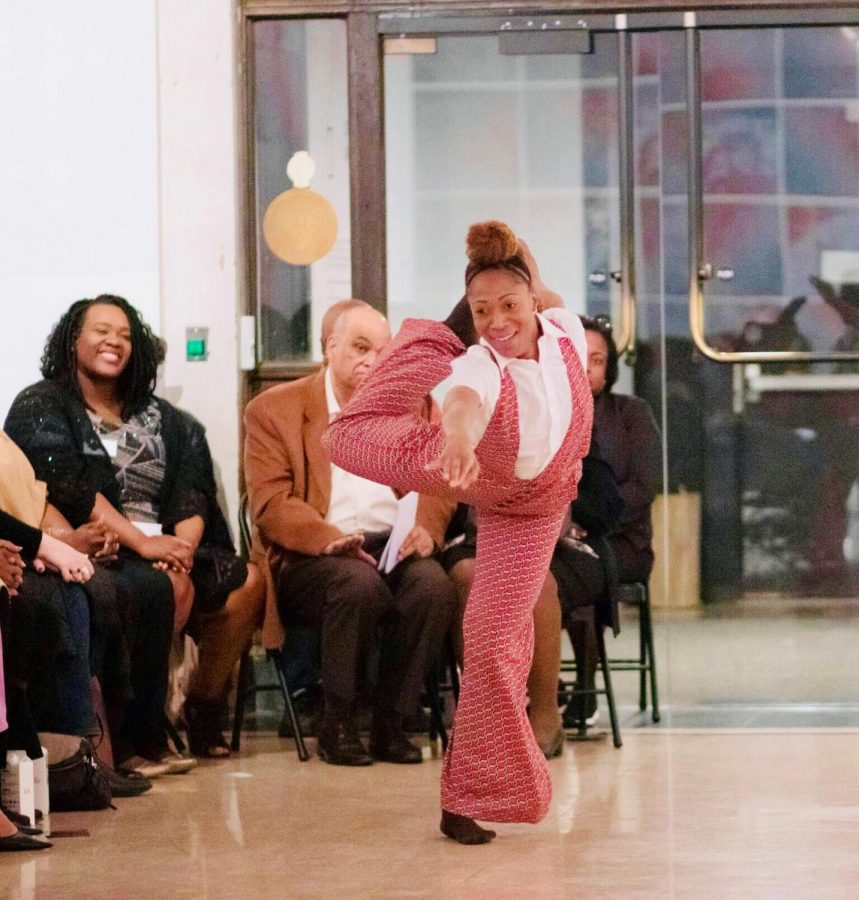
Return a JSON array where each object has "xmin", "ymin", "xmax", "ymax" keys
[
  {"xmin": 0, "ymin": 507, "xmax": 96, "ymax": 749},
  {"xmin": 583, "ymin": 315, "xmax": 661, "ymax": 584},
  {"xmin": 0, "ymin": 425, "xmax": 159, "ymax": 783},
  {"xmin": 6, "ymin": 295, "xmax": 263, "ymax": 760}
]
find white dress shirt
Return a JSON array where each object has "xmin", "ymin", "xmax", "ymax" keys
[
  {"xmin": 325, "ymin": 367, "xmax": 399, "ymax": 533},
  {"xmin": 448, "ymin": 309, "xmax": 587, "ymax": 480}
]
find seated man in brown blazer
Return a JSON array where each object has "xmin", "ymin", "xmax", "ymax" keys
[{"xmin": 244, "ymin": 303, "xmax": 456, "ymax": 766}]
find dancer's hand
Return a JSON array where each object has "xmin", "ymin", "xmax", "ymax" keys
[
  {"xmin": 426, "ymin": 435, "xmax": 480, "ymax": 490},
  {"xmin": 322, "ymin": 533, "xmax": 376, "ymax": 566},
  {"xmin": 398, "ymin": 526, "xmax": 435, "ymax": 561}
]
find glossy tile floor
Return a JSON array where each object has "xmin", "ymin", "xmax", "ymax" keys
[
  {"xmin": 4, "ymin": 729, "xmax": 859, "ymax": 899},
  {"xmin": 3, "ymin": 597, "xmax": 859, "ymax": 899}
]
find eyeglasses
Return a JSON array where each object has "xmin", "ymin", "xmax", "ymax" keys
[{"xmin": 580, "ymin": 313, "xmax": 613, "ymax": 334}]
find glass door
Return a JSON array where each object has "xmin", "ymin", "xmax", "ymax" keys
[
  {"xmin": 384, "ymin": 29, "xmax": 632, "ymax": 362},
  {"xmin": 631, "ymin": 22, "xmax": 859, "ymax": 721},
  {"xmin": 382, "ymin": 12, "xmax": 859, "ymax": 723}
]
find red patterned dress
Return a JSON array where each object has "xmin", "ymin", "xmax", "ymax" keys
[{"xmin": 323, "ymin": 318, "xmax": 592, "ymax": 823}]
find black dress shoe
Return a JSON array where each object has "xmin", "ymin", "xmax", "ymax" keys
[
  {"xmin": 104, "ymin": 765, "xmax": 153, "ymax": 797},
  {"xmin": 316, "ymin": 725, "xmax": 373, "ymax": 767},
  {"xmin": 369, "ymin": 728, "xmax": 423, "ymax": 764}
]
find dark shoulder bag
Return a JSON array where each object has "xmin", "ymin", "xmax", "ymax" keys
[{"xmin": 48, "ymin": 737, "xmax": 114, "ymax": 812}]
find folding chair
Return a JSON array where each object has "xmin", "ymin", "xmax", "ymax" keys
[{"xmin": 230, "ymin": 494, "xmax": 310, "ymax": 760}]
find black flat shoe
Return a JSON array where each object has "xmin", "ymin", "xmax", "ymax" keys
[
  {"xmin": 0, "ymin": 829, "xmax": 52, "ymax": 852},
  {"xmin": 369, "ymin": 729, "xmax": 423, "ymax": 765}
]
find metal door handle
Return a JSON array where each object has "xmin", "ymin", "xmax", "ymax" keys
[
  {"xmin": 685, "ymin": 27, "xmax": 859, "ymax": 364},
  {"xmin": 589, "ymin": 270, "xmax": 622, "ymax": 285}
]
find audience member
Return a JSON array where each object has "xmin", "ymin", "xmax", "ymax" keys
[
  {"xmin": 3, "ymin": 295, "xmax": 259, "ymax": 770},
  {"xmin": 0, "ymin": 507, "xmax": 95, "ymax": 743},
  {"xmin": 172, "ymin": 405, "xmax": 264, "ymax": 758},
  {"xmin": 583, "ymin": 315, "xmax": 660, "ymax": 584},
  {"xmin": 151, "ymin": 337, "xmax": 265, "ymax": 758},
  {"xmin": 276, "ymin": 297, "xmax": 376, "ymax": 723},
  {"xmin": 244, "ymin": 302, "xmax": 456, "ymax": 766},
  {"xmin": 0, "ymin": 574, "xmax": 51, "ymax": 851}
]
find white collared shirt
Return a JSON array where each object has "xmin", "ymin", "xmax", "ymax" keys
[
  {"xmin": 324, "ymin": 367, "xmax": 399, "ymax": 533},
  {"xmin": 448, "ymin": 309, "xmax": 587, "ymax": 479}
]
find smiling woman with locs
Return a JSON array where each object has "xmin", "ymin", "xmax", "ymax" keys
[{"xmin": 4, "ymin": 295, "xmax": 262, "ymax": 774}]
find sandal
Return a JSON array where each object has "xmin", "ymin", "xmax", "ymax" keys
[{"xmin": 185, "ymin": 698, "xmax": 231, "ymax": 759}]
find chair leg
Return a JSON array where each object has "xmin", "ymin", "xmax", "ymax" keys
[
  {"xmin": 641, "ymin": 593, "xmax": 660, "ymax": 723},
  {"xmin": 269, "ymin": 649, "xmax": 310, "ymax": 761},
  {"xmin": 230, "ymin": 642, "xmax": 251, "ymax": 752},
  {"xmin": 638, "ymin": 600, "xmax": 647, "ymax": 712},
  {"xmin": 447, "ymin": 635, "xmax": 461, "ymax": 705},
  {"xmin": 596, "ymin": 626, "xmax": 622, "ymax": 749},
  {"xmin": 425, "ymin": 671, "xmax": 448, "ymax": 753}
]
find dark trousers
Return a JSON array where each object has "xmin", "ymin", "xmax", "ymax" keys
[
  {"xmin": 2, "ymin": 572, "xmax": 94, "ymax": 745},
  {"xmin": 277, "ymin": 538, "xmax": 455, "ymax": 719},
  {"xmin": 550, "ymin": 542, "xmax": 605, "ymax": 690},
  {"xmin": 109, "ymin": 557, "xmax": 174, "ymax": 760}
]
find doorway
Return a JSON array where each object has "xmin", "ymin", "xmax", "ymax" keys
[{"xmin": 382, "ymin": 10, "xmax": 859, "ymax": 721}]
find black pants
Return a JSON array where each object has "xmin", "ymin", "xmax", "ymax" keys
[
  {"xmin": 1, "ymin": 572, "xmax": 94, "ymax": 758},
  {"xmin": 108, "ymin": 557, "xmax": 174, "ymax": 760},
  {"xmin": 550, "ymin": 542, "xmax": 605, "ymax": 690},
  {"xmin": 277, "ymin": 537, "xmax": 455, "ymax": 719}
]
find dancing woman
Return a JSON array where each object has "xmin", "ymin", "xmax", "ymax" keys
[{"xmin": 323, "ymin": 221, "xmax": 592, "ymax": 844}]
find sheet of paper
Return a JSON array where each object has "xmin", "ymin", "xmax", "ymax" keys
[{"xmin": 377, "ymin": 491, "xmax": 419, "ymax": 574}]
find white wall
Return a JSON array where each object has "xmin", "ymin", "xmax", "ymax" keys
[
  {"xmin": 0, "ymin": 0, "xmax": 241, "ymax": 524},
  {"xmin": 0, "ymin": 1, "xmax": 160, "ymax": 416},
  {"xmin": 155, "ymin": 0, "xmax": 240, "ymax": 523}
]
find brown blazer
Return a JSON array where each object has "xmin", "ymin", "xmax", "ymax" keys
[{"xmin": 244, "ymin": 367, "xmax": 455, "ymax": 648}]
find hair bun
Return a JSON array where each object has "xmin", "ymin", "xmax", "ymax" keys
[{"xmin": 466, "ymin": 220, "xmax": 517, "ymax": 266}]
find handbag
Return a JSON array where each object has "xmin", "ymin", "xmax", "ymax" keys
[{"xmin": 48, "ymin": 737, "xmax": 113, "ymax": 812}]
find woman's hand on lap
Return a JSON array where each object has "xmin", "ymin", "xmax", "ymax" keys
[
  {"xmin": 0, "ymin": 540, "xmax": 25, "ymax": 595},
  {"xmin": 64, "ymin": 519, "xmax": 120, "ymax": 562},
  {"xmin": 36, "ymin": 533, "xmax": 94, "ymax": 583},
  {"xmin": 139, "ymin": 534, "xmax": 195, "ymax": 574}
]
